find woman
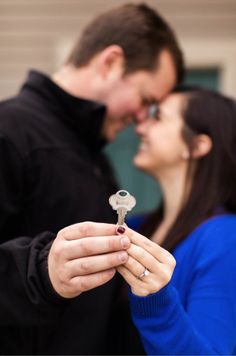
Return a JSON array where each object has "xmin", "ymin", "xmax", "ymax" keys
[{"xmin": 117, "ymin": 87, "xmax": 236, "ymax": 355}]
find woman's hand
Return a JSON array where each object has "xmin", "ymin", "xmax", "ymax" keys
[{"xmin": 117, "ymin": 227, "xmax": 176, "ymax": 297}]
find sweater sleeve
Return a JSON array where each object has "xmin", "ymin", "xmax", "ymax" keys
[{"xmin": 129, "ymin": 219, "xmax": 236, "ymax": 355}]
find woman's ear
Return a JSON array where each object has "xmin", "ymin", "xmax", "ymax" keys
[{"xmin": 191, "ymin": 134, "xmax": 212, "ymax": 159}]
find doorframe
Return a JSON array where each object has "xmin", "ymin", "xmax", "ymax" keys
[{"xmin": 181, "ymin": 38, "xmax": 236, "ymax": 97}]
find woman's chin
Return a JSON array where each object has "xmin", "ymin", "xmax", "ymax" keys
[{"xmin": 133, "ymin": 156, "xmax": 148, "ymax": 172}]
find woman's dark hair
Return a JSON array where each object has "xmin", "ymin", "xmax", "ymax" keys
[
  {"xmin": 140, "ymin": 86, "xmax": 236, "ymax": 251},
  {"xmin": 66, "ymin": 3, "xmax": 184, "ymax": 83}
]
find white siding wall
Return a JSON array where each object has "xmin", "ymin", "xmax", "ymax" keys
[{"xmin": 1, "ymin": 0, "xmax": 236, "ymax": 99}]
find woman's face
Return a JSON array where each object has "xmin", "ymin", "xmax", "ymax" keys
[{"xmin": 134, "ymin": 93, "xmax": 189, "ymax": 176}]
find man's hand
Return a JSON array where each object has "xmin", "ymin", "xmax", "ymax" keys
[{"xmin": 48, "ymin": 221, "xmax": 130, "ymax": 298}]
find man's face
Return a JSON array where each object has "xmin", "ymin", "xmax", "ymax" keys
[{"xmin": 101, "ymin": 50, "xmax": 177, "ymax": 141}]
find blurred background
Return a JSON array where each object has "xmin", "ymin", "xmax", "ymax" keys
[{"xmin": 1, "ymin": 0, "xmax": 236, "ymax": 215}]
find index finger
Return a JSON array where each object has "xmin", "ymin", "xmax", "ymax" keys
[{"xmin": 59, "ymin": 221, "xmax": 118, "ymax": 241}]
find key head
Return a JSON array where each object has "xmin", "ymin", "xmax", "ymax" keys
[{"xmin": 109, "ymin": 190, "xmax": 136, "ymax": 212}]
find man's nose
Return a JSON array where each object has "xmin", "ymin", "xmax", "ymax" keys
[{"xmin": 135, "ymin": 107, "xmax": 149, "ymax": 123}]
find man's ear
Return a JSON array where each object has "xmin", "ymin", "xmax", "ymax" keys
[
  {"xmin": 191, "ymin": 134, "xmax": 212, "ymax": 159},
  {"xmin": 95, "ymin": 45, "xmax": 125, "ymax": 79}
]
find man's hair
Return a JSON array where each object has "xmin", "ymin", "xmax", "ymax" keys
[{"xmin": 66, "ymin": 3, "xmax": 184, "ymax": 83}]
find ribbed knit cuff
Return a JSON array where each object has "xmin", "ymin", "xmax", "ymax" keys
[{"xmin": 129, "ymin": 284, "xmax": 177, "ymax": 317}]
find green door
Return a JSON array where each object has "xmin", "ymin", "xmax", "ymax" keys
[{"xmin": 104, "ymin": 68, "xmax": 220, "ymax": 215}]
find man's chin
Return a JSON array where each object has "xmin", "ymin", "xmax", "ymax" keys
[
  {"xmin": 103, "ymin": 131, "xmax": 116, "ymax": 142},
  {"xmin": 108, "ymin": 132, "xmax": 119, "ymax": 142},
  {"xmin": 105, "ymin": 128, "xmax": 123, "ymax": 142}
]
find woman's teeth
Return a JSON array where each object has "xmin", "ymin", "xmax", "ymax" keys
[{"xmin": 139, "ymin": 142, "xmax": 148, "ymax": 151}]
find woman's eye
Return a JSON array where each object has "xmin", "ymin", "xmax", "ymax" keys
[{"xmin": 147, "ymin": 104, "xmax": 160, "ymax": 120}]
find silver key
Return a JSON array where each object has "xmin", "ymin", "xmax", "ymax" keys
[{"xmin": 109, "ymin": 190, "xmax": 136, "ymax": 225}]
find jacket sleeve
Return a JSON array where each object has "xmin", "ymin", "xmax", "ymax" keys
[
  {"xmin": 0, "ymin": 131, "xmax": 25, "ymax": 241},
  {"xmin": 0, "ymin": 232, "xmax": 68, "ymax": 325},
  {"xmin": 0, "ymin": 133, "xmax": 67, "ymax": 325},
  {"xmin": 129, "ymin": 220, "xmax": 236, "ymax": 355}
]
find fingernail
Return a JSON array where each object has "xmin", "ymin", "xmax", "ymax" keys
[
  {"xmin": 116, "ymin": 225, "xmax": 126, "ymax": 234},
  {"xmin": 118, "ymin": 251, "xmax": 128, "ymax": 262},
  {"xmin": 121, "ymin": 237, "xmax": 130, "ymax": 248},
  {"xmin": 108, "ymin": 268, "xmax": 116, "ymax": 276}
]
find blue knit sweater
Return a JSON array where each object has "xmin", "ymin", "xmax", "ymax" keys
[{"xmin": 128, "ymin": 214, "xmax": 236, "ymax": 355}]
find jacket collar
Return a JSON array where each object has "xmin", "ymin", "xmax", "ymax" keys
[{"xmin": 20, "ymin": 70, "xmax": 107, "ymax": 151}]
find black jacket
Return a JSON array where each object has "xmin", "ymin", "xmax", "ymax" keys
[{"xmin": 0, "ymin": 71, "xmax": 143, "ymax": 355}]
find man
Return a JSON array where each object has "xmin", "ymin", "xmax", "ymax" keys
[{"xmin": 0, "ymin": 3, "xmax": 184, "ymax": 354}]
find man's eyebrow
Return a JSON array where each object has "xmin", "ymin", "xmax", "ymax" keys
[
  {"xmin": 143, "ymin": 97, "xmax": 156, "ymax": 105},
  {"xmin": 150, "ymin": 97, "xmax": 158, "ymax": 104}
]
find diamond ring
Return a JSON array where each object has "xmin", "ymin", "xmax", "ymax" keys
[{"xmin": 137, "ymin": 267, "xmax": 150, "ymax": 280}]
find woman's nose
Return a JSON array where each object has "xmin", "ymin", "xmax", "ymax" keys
[{"xmin": 135, "ymin": 120, "xmax": 149, "ymax": 136}]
